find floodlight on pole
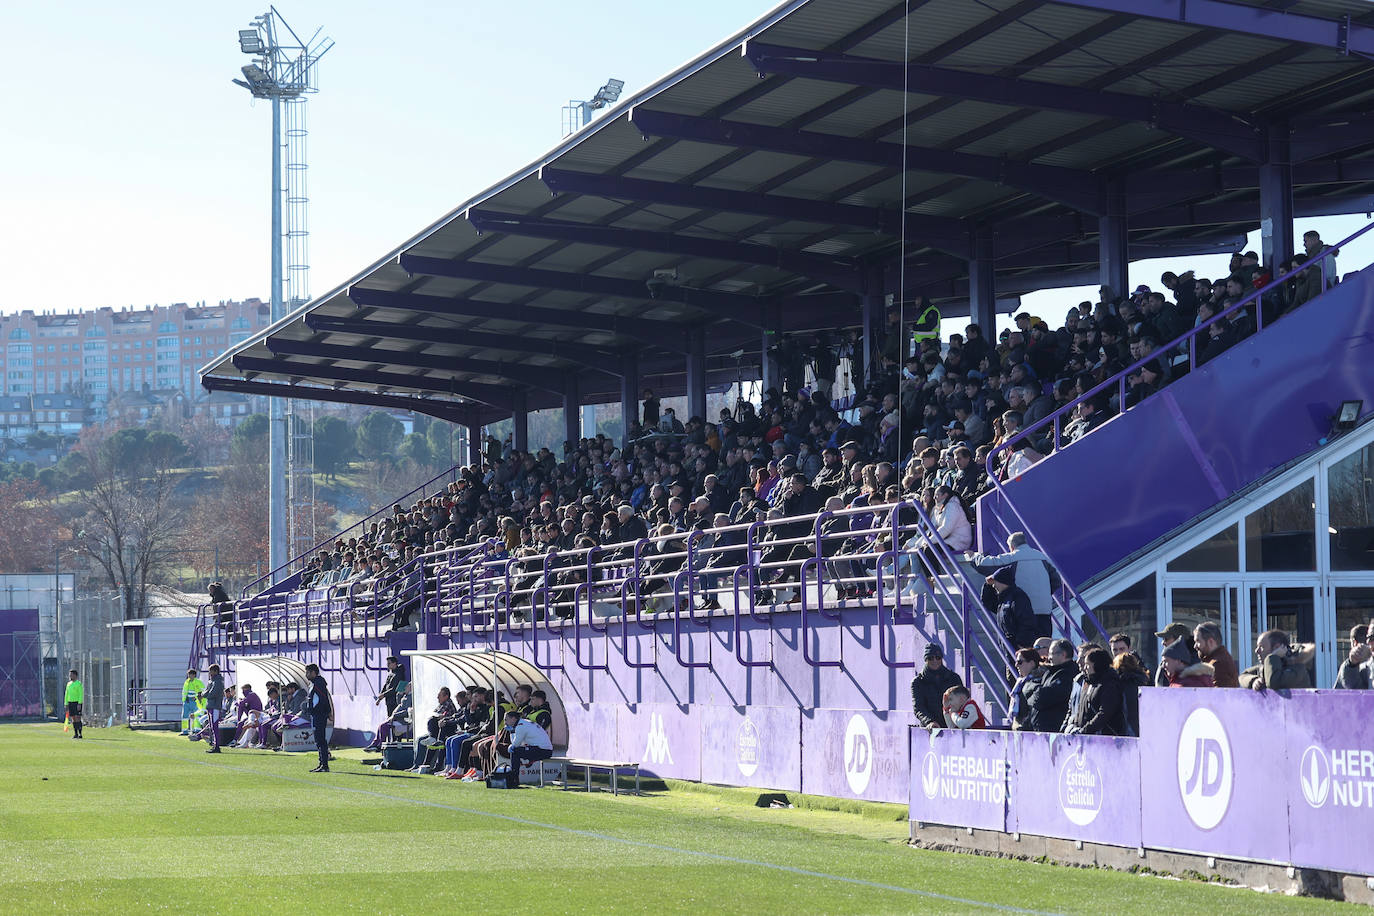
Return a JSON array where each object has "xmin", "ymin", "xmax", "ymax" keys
[
  {"xmin": 231, "ymin": 7, "xmax": 333, "ymax": 580},
  {"xmin": 561, "ymin": 77, "xmax": 626, "ymax": 138}
]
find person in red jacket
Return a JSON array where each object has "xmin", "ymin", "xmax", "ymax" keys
[
  {"xmin": 942, "ymin": 685, "xmax": 988, "ymax": 729},
  {"xmin": 1162, "ymin": 640, "xmax": 1215, "ymax": 687}
]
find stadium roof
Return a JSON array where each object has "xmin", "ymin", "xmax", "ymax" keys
[{"xmin": 202, "ymin": 0, "xmax": 1374, "ymax": 425}]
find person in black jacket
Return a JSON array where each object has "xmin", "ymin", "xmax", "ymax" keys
[
  {"xmin": 911, "ymin": 643, "xmax": 963, "ymax": 729},
  {"xmin": 1026, "ymin": 639, "xmax": 1076, "ymax": 732},
  {"xmin": 1113, "ymin": 651, "xmax": 1150, "ymax": 736},
  {"xmin": 1064, "ymin": 648, "xmax": 1125, "ymax": 736},
  {"xmin": 304, "ymin": 663, "xmax": 333, "ymax": 773},
  {"xmin": 988, "ymin": 566, "xmax": 1036, "ymax": 649},
  {"xmin": 1008, "ymin": 648, "xmax": 1044, "ymax": 731}
]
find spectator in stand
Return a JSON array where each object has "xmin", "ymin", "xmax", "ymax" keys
[
  {"xmin": 1192, "ymin": 622, "xmax": 1240, "ymax": 688},
  {"xmin": 1063, "ymin": 647, "xmax": 1124, "ymax": 736},
  {"xmin": 1008, "ymin": 648, "xmax": 1044, "ymax": 731},
  {"xmin": 1334, "ymin": 642, "xmax": 1372, "ymax": 689},
  {"xmin": 968, "ymin": 532, "xmax": 1054, "ymax": 638},
  {"xmin": 1026, "ymin": 639, "xmax": 1076, "ymax": 733},
  {"xmin": 1162, "ymin": 640, "xmax": 1215, "ymax": 687},
  {"xmin": 1113, "ymin": 651, "xmax": 1148, "ymax": 736},
  {"xmin": 911, "ymin": 643, "xmax": 962, "ymax": 729},
  {"xmin": 366, "ymin": 682, "xmax": 413, "ymax": 749},
  {"xmin": 942, "ymin": 685, "xmax": 987, "ymax": 729},
  {"xmin": 641, "ymin": 389, "xmax": 660, "ymax": 429},
  {"xmin": 1153, "ymin": 622, "xmax": 1199, "ymax": 687},
  {"xmin": 988, "ymin": 565, "xmax": 1036, "ymax": 650},
  {"xmin": 1293, "ymin": 230, "xmax": 1337, "ymax": 307},
  {"xmin": 1239, "ymin": 629, "xmax": 1312, "ymax": 691}
]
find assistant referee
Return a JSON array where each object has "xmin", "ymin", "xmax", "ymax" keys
[{"xmin": 65, "ymin": 669, "xmax": 84, "ymax": 740}]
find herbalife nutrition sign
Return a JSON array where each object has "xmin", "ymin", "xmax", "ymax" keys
[{"xmin": 912, "ymin": 729, "xmax": 1009, "ymax": 831}]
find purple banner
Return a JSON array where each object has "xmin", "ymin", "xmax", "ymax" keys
[
  {"xmin": 700, "ymin": 706, "xmax": 801, "ymax": 791},
  {"xmin": 1138, "ymin": 688, "xmax": 1290, "ymax": 863},
  {"xmin": 909, "ymin": 727, "xmax": 1009, "ymax": 831},
  {"xmin": 1284, "ymin": 691, "xmax": 1374, "ymax": 875},
  {"xmin": 802, "ymin": 709, "xmax": 911, "ymax": 804},
  {"xmin": 1010, "ymin": 732, "xmax": 1141, "ymax": 846},
  {"xmin": 615, "ymin": 702, "xmax": 702, "ymax": 781}
]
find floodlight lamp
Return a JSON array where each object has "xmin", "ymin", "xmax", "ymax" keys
[
  {"xmin": 242, "ymin": 63, "xmax": 269, "ymax": 86},
  {"xmin": 593, "ymin": 78, "xmax": 625, "ymax": 106},
  {"xmin": 1335, "ymin": 399, "xmax": 1363, "ymax": 431},
  {"xmin": 238, "ymin": 29, "xmax": 263, "ymax": 53}
]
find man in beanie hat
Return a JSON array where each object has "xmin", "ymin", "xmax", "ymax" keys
[
  {"xmin": 1162, "ymin": 640, "xmax": 1215, "ymax": 688},
  {"xmin": 989, "ymin": 565, "xmax": 1036, "ymax": 650},
  {"xmin": 910, "ymin": 643, "xmax": 963, "ymax": 730},
  {"xmin": 1153, "ymin": 622, "xmax": 1198, "ymax": 687}
]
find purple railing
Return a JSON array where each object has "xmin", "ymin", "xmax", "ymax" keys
[{"xmin": 980, "ymin": 219, "xmax": 1374, "ymax": 615}]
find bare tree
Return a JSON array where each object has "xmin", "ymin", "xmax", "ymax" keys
[{"xmin": 70, "ymin": 427, "xmax": 190, "ymax": 620}]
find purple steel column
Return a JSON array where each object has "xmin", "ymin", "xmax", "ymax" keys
[
  {"xmin": 968, "ymin": 225, "xmax": 996, "ymax": 336},
  {"xmin": 511, "ymin": 389, "xmax": 528, "ymax": 453},
  {"xmin": 686, "ymin": 326, "xmax": 707, "ymax": 421},
  {"xmin": 465, "ymin": 422, "xmax": 482, "ymax": 465},
  {"xmin": 1099, "ymin": 178, "xmax": 1129, "ymax": 300},
  {"xmin": 1260, "ymin": 120, "xmax": 1295, "ymax": 277},
  {"xmin": 563, "ymin": 373, "xmax": 581, "ymax": 447},
  {"xmin": 620, "ymin": 351, "xmax": 639, "ymax": 448}
]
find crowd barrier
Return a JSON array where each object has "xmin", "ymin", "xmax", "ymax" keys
[{"xmin": 910, "ymin": 688, "xmax": 1374, "ymax": 876}]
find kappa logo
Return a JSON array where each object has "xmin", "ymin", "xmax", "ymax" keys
[
  {"xmin": 737, "ymin": 716, "xmax": 760, "ymax": 778},
  {"xmin": 1300, "ymin": 745, "xmax": 1331, "ymax": 808},
  {"xmin": 921, "ymin": 751, "xmax": 940, "ymax": 800},
  {"xmin": 843, "ymin": 714, "xmax": 872, "ymax": 795},
  {"xmin": 1176, "ymin": 707, "xmax": 1233, "ymax": 830},
  {"xmin": 643, "ymin": 712, "xmax": 674, "ymax": 765}
]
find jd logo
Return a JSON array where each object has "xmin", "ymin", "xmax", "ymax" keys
[
  {"xmin": 921, "ymin": 751, "xmax": 940, "ymax": 800},
  {"xmin": 644, "ymin": 713, "xmax": 674, "ymax": 766},
  {"xmin": 1176, "ymin": 707, "xmax": 1233, "ymax": 829},
  {"xmin": 1300, "ymin": 745, "xmax": 1330, "ymax": 808},
  {"xmin": 843, "ymin": 714, "xmax": 872, "ymax": 795},
  {"xmin": 737, "ymin": 716, "xmax": 760, "ymax": 779}
]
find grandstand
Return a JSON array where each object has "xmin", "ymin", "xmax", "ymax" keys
[{"xmin": 196, "ymin": 0, "xmax": 1374, "ymax": 900}]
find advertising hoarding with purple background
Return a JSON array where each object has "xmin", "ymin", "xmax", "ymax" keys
[
  {"xmin": 700, "ymin": 705, "xmax": 802, "ymax": 791},
  {"xmin": 802, "ymin": 709, "xmax": 910, "ymax": 804},
  {"xmin": 1010, "ymin": 732, "xmax": 1141, "ymax": 847},
  {"xmin": 909, "ymin": 727, "xmax": 1009, "ymax": 832},
  {"xmin": 1284, "ymin": 691, "xmax": 1374, "ymax": 876}
]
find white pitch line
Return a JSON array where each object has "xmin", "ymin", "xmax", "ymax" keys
[{"xmin": 133, "ymin": 744, "xmax": 1063, "ymax": 916}]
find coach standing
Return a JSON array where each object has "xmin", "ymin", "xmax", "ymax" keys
[
  {"xmin": 304, "ymin": 663, "xmax": 333, "ymax": 773},
  {"xmin": 199, "ymin": 664, "xmax": 225, "ymax": 753}
]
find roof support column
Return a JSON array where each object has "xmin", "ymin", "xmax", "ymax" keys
[
  {"xmin": 620, "ymin": 351, "xmax": 640, "ymax": 448},
  {"xmin": 686, "ymin": 325, "xmax": 707, "ymax": 422},
  {"xmin": 563, "ymin": 374, "xmax": 581, "ymax": 450},
  {"xmin": 466, "ymin": 421, "xmax": 483, "ymax": 466},
  {"xmin": 968, "ymin": 225, "xmax": 997, "ymax": 338},
  {"xmin": 861, "ymin": 270, "xmax": 884, "ymax": 392},
  {"xmin": 761, "ymin": 302, "xmax": 783, "ymax": 395},
  {"xmin": 1099, "ymin": 178, "xmax": 1129, "ymax": 301},
  {"xmin": 511, "ymin": 389, "xmax": 528, "ymax": 453},
  {"xmin": 1260, "ymin": 120, "xmax": 1295, "ymax": 277}
]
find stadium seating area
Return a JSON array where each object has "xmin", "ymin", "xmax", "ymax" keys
[{"xmin": 196, "ymin": 233, "xmax": 1360, "ymax": 726}]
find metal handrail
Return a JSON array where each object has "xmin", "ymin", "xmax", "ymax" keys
[{"xmin": 982, "ymin": 220, "xmax": 1374, "ymax": 628}]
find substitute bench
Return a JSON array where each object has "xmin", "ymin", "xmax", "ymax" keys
[{"xmin": 533, "ymin": 757, "xmax": 641, "ymax": 795}]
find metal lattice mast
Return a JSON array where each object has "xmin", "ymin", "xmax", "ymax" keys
[
  {"xmin": 283, "ymin": 93, "xmax": 316, "ymax": 558},
  {"xmin": 233, "ymin": 8, "xmax": 332, "ymax": 579}
]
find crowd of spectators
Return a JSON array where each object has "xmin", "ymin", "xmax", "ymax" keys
[{"xmin": 259, "ymin": 240, "xmax": 1345, "ymax": 645}]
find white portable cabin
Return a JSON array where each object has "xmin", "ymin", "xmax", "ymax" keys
[{"xmin": 110, "ymin": 588, "xmax": 201, "ymax": 726}]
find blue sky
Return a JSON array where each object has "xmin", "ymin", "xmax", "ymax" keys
[{"xmin": 3, "ymin": 1, "xmax": 1370, "ymax": 322}]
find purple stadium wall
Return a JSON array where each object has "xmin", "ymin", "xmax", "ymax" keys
[
  {"xmin": 910, "ymin": 688, "xmax": 1374, "ymax": 875},
  {"xmin": 0, "ymin": 608, "xmax": 41, "ymax": 719},
  {"xmin": 979, "ymin": 264, "xmax": 1374, "ymax": 586}
]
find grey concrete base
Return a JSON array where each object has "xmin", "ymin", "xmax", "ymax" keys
[{"xmin": 909, "ymin": 822, "xmax": 1374, "ymax": 905}]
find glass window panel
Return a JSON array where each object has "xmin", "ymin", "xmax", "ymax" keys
[
  {"xmin": 1092, "ymin": 575, "xmax": 1157, "ymax": 671},
  {"xmin": 1328, "ymin": 444, "xmax": 1374, "ymax": 571},
  {"xmin": 1166, "ymin": 525, "xmax": 1239, "ymax": 572},
  {"xmin": 1244, "ymin": 478, "xmax": 1315, "ymax": 571},
  {"xmin": 1335, "ymin": 588, "xmax": 1374, "ymax": 660}
]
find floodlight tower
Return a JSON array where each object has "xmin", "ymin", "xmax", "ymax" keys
[
  {"xmin": 561, "ymin": 78, "xmax": 625, "ymax": 138},
  {"xmin": 233, "ymin": 9, "xmax": 334, "ymax": 579}
]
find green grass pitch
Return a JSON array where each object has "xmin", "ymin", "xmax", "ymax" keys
[{"xmin": 0, "ymin": 724, "xmax": 1352, "ymax": 914}]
